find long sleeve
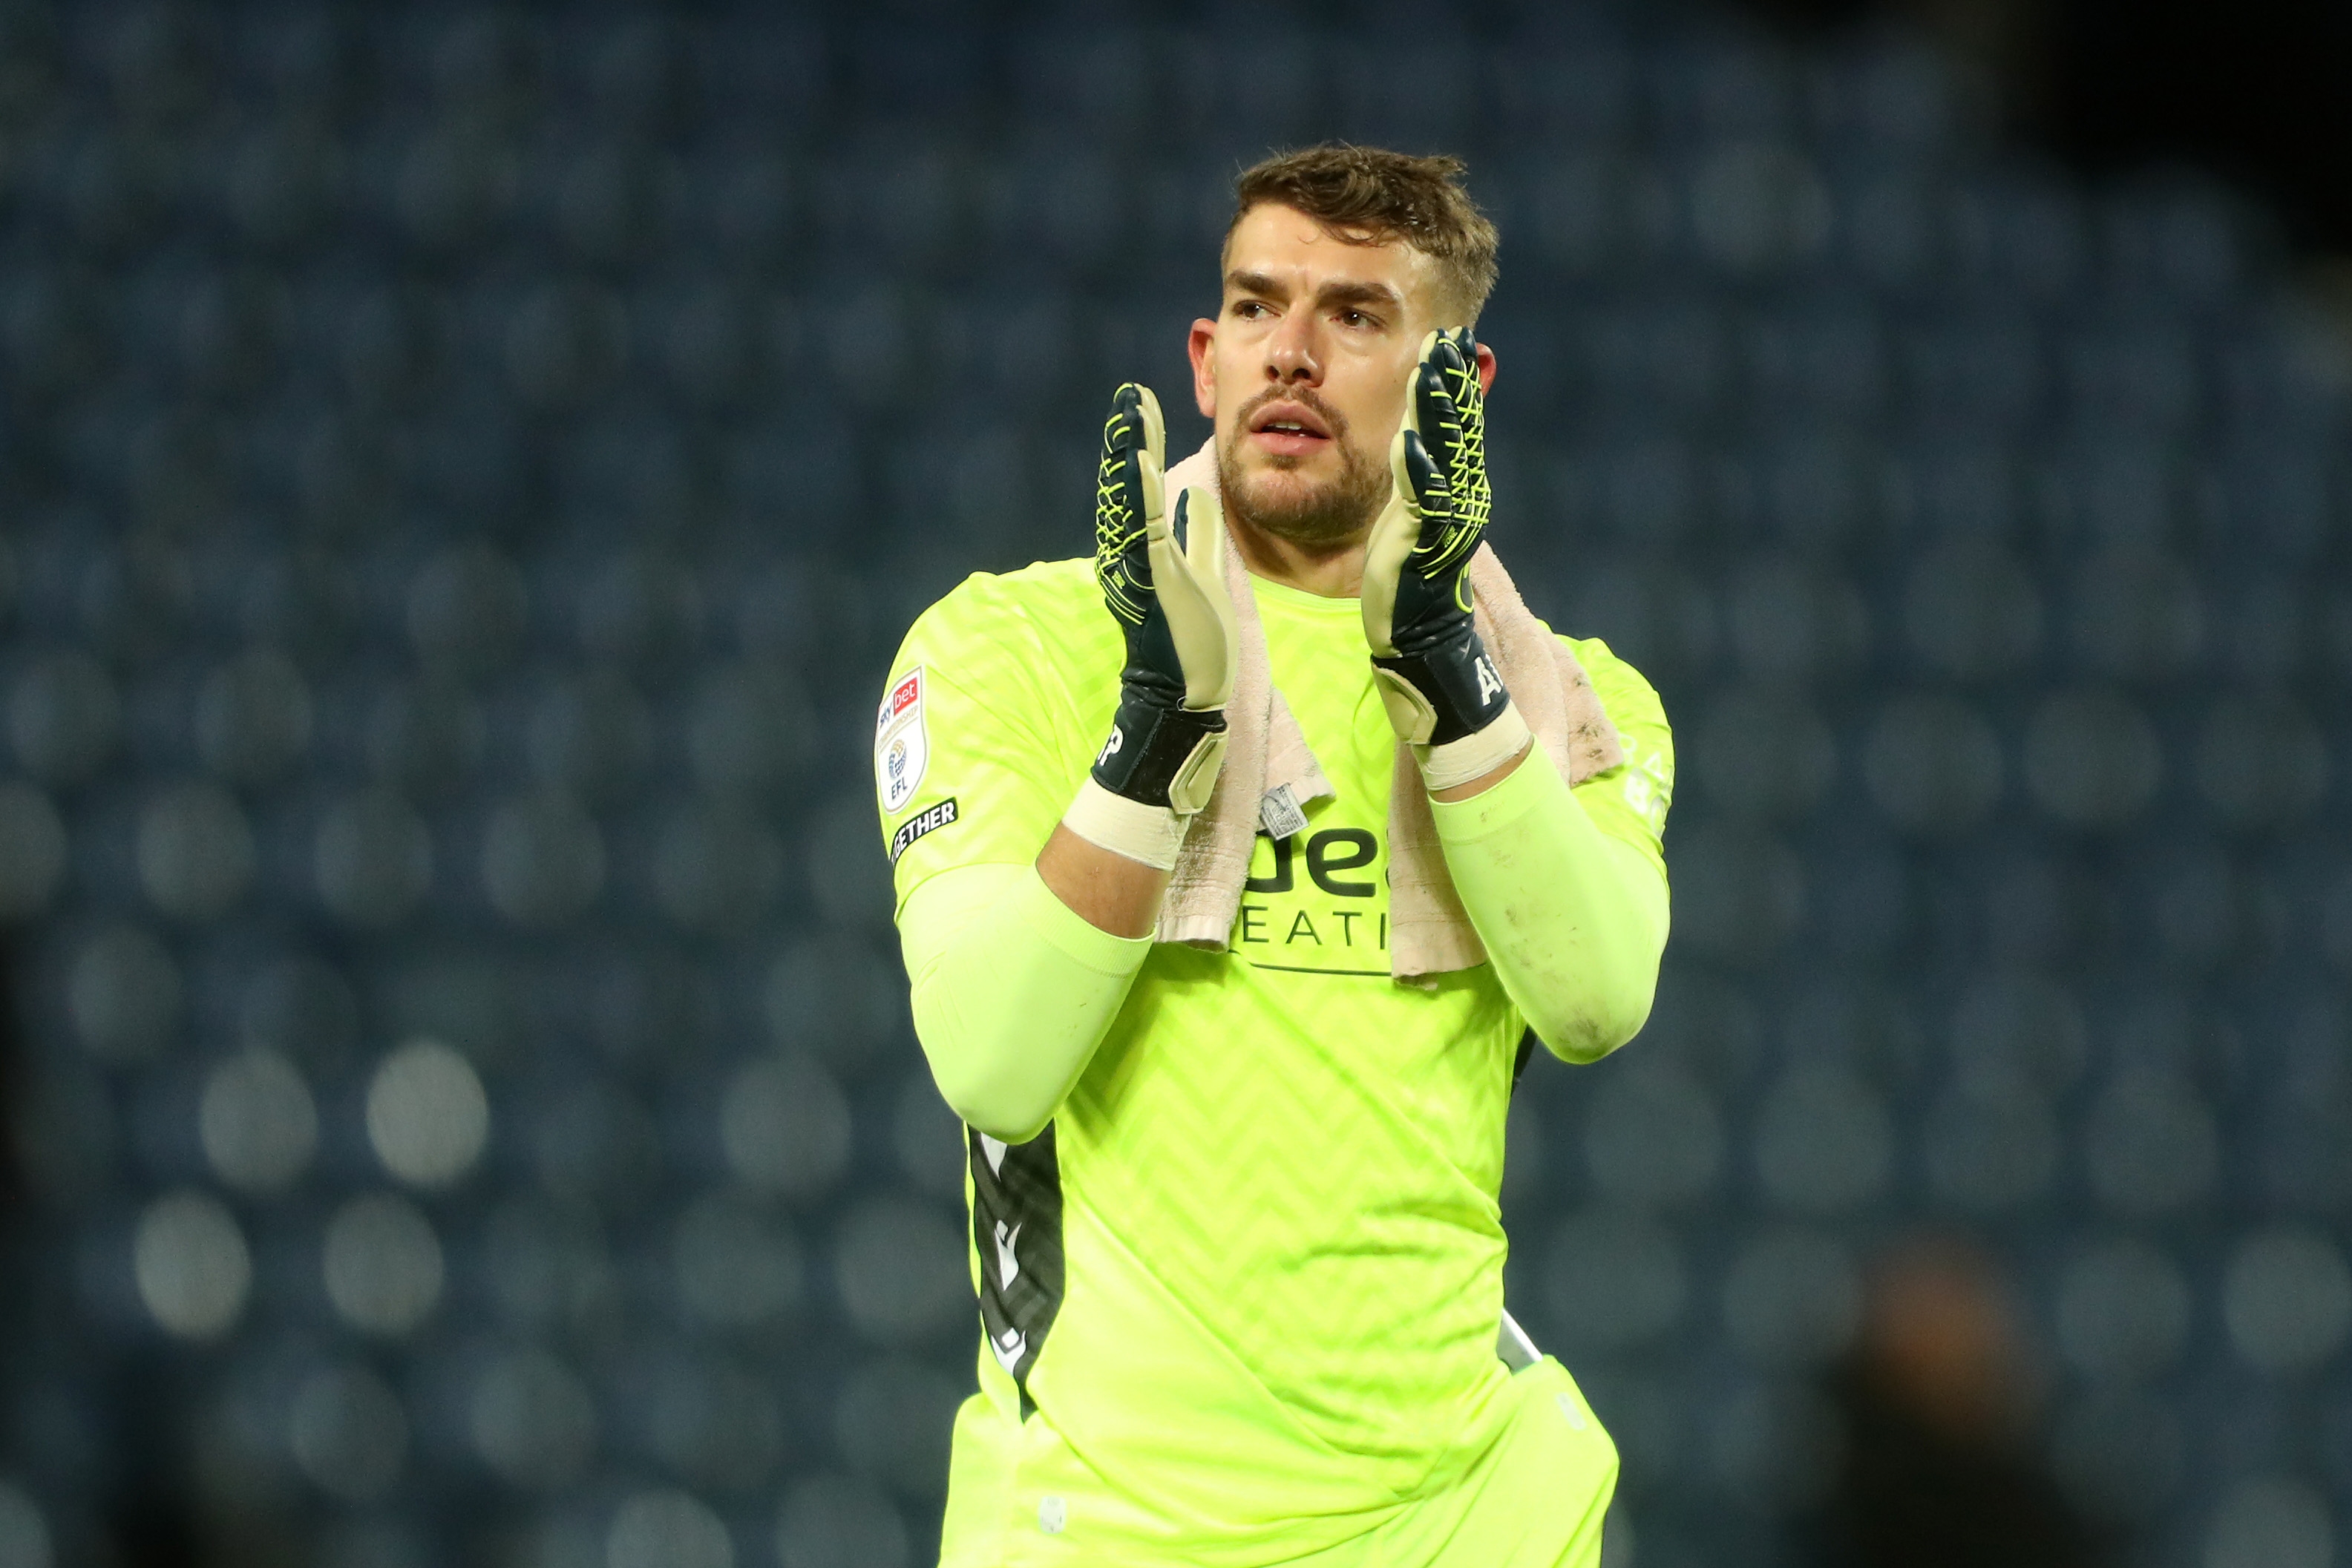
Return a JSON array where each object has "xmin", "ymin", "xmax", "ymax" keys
[
  {"xmin": 1431, "ymin": 750, "xmax": 1670, "ymax": 1063},
  {"xmin": 899, "ymin": 860, "xmax": 1151, "ymax": 1142}
]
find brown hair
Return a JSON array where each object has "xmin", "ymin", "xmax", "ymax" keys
[{"xmin": 1226, "ymin": 143, "xmax": 1499, "ymax": 323}]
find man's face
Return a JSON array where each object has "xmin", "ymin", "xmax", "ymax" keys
[{"xmin": 1188, "ymin": 203, "xmax": 1447, "ymax": 553}]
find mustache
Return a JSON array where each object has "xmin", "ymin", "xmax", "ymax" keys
[{"xmin": 1236, "ymin": 385, "xmax": 1350, "ymax": 439}]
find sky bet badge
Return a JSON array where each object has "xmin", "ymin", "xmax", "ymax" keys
[{"xmin": 875, "ymin": 667, "xmax": 929, "ymax": 813}]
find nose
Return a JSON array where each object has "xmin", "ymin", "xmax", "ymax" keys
[{"xmin": 1264, "ymin": 307, "xmax": 1321, "ymax": 386}]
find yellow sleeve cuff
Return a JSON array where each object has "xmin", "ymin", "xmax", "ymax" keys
[
  {"xmin": 1429, "ymin": 746, "xmax": 1568, "ymax": 845},
  {"xmin": 1009, "ymin": 862, "xmax": 1156, "ymax": 977}
]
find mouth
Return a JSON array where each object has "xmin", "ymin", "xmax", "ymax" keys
[{"xmin": 1247, "ymin": 401, "xmax": 1334, "ymax": 458}]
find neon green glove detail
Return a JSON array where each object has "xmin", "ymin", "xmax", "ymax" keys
[
  {"xmin": 1069, "ymin": 384, "xmax": 1243, "ymax": 866},
  {"xmin": 1362, "ymin": 329, "xmax": 1528, "ymax": 790}
]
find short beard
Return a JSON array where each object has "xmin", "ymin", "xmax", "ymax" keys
[{"xmin": 1215, "ymin": 394, "xmax": 1390, "ymax": 554}]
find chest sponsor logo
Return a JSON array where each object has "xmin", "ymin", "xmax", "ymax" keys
[
  {"xmin": 1234, "ymin": 825, "xmax": 1389, "ymax": 976},
  {"xmin": 889, "ymin": 796, "xmax": 960, "ymax": 862},
  {"xmin": 875, "ymin": 668, "xmax": 928, "ymax": 813}
]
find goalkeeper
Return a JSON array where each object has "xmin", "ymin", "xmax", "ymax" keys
[{"xmin": 876, "ymin": 145, "xmax": 1673, "ymax": 1568}]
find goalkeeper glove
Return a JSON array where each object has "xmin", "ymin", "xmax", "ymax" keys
[
  {"xmin": 1062, "ymin": 384, "xmax": 1240, "ymax": 869},
  {"xmin": 1361, "ymin": 328, "xmax": 1531, "ymax": 792}
]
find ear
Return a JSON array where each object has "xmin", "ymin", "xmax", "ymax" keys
[
  {"xmin": 1188, "ymin": 319, "xmax": 1217, "ymax": 420},
  {"xmin": 1474, "ymin": 341, "xmax": 1497, "ymax": 397}
]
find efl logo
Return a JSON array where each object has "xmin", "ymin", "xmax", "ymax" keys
[{"xmin": 875, "ymin": 667, "xmax": 928, "ymax": 813}]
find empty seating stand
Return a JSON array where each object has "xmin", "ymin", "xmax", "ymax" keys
[{"xmin": 0, "ymin": 6, "xmax": 2343, "ymax": 1568}]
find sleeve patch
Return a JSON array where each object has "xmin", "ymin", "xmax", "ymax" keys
[
  {"xmin": 890, "ymin": 797, "xmax": 960, "ymax": 862},
  {"xmin": 876, "ymin": 667, "xmax": 929, "ymax": 813}
]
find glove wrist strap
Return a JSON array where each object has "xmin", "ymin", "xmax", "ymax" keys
[
  {"xmin": 1063, "ymin": 778, "xmax": 1187, "ymax": 870},
  {"xmin": 1418, "ymin": 702, "xmax": 1533, "ymax": 792},
  {"xmin": 1369, "ymin": 632, "xmax": 1512, "ymax": 747},
  {"xmin": 1091, "ymin": 700, "xmax": 1229, "ymax": 816}
]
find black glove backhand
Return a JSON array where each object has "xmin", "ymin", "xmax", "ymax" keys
[{"xmin": 1360, "ymin": 330, "xmax": 1528, "ymax": 788}]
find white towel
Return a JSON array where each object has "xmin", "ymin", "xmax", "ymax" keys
[{"xmin": 1154, "ymin": 440, "xmax": 1626, "ymax": 979}]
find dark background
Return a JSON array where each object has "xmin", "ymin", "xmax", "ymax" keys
[{"xmin": 1734, "ymin": 0, "xmax": 2352, "ymax": 257}]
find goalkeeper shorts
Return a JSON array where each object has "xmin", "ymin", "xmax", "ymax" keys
[{"xmin": 935, "ymin": 1352, "xmax": 1617, "ymax": 1568}]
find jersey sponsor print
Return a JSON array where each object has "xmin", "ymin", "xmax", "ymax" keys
[{"xmin": 1237, "ymin": 823, "xmax": 1392, "ymax": 976}]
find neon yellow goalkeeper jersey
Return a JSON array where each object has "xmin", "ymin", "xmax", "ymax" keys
[{"xmin": 878, "ymin": 557, "xmax": 1672, "ymax": 1561}]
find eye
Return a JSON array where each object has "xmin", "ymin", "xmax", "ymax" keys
[{"xmin": 1233, "ymin": 300, "xmax": 1271, "ymax": 320}]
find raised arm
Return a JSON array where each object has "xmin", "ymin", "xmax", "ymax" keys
[
  {"xmin": 1042, "ymin": 382, "xmax": 1238, "ymax": 933},
  {"xmin": 886, "ymin": 385, "xmax": 1239, "ymax": 1141},
  {"xmin": 1360, "ymin": 329, "xmax": 1671, "ymax": 1058}
]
